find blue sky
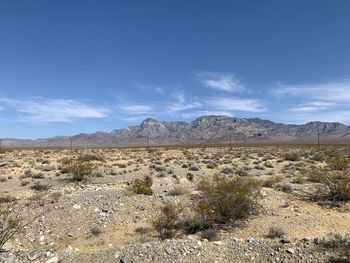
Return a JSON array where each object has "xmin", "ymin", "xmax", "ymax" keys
[{"xmin": 1, "ymin": 0, "xmax": 350, "ymax": 139}]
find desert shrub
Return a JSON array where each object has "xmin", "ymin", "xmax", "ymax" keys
[
  {"xmin": 319, "ymin": 233, "xmax": 350, "ymax": 262},
  {"xmin": 328, "ymin": 157, "xmax": 349, "ymax": 171},
  {"xmin": 186, "ymin": 172, "xmax": 194, "ymax": 181},
  {"xmin": 275, "ymin": 182, "xmax": 293, "ymax": 193},
  {"xmin": 90, "ymin": 226, "xmax": 102, "ymax": 236},
  {"xmin": 236, "ymin": 168, "xmax": 248, "ymax": 177},
  {"xmin": 221, "ymin": 167, "xmax": 234, "ymax": 174},
  {"xmin": 79, "ymin": 153, "xmax": 105, "ymax": 162},
  {"xmin": 264, "ymin": 161, "xmax": 274, "ymax": 168},
  {"xmin": 284, "ymin": 152, "xmax": 300, "ymax": 161},
  {"xmin": 144, "ymin": 175, "xmax": 153, "ymax": 187},
  {"xmin": 0, "ymin": 201, "xmax": 39, "ymax": 252},
  {"xmin": 292, "ymin": 174, "xmax": 306, "ymax": 184},
  {"xmin": 197, "ymin": 176, "xmax": 260, "ymax": 225},
  {"xmin": 153, "ymin": 202, "xmax": 183, "ymax": 240},
  {"xmin": 262, "ymin": 175, "xmax": 284, "ymax": 188},
  {"xmin": 266, "ymin": 226, "xmax": 286, "ymax": 239},
  {"xmin": 167, "ymin": 186, "xmax": 190, "ymax": 196},
  {"xmin": 134, "ymin": 226, "xmax": 153, "ymax": 242},
  {"xmin": 322, "ymin": 171, "xmax": 350, "ymax": 201},
  {"xmin": 31, "ymin": 183, "xmax": 50, "ymax": 191},
  {"xmin": 31, "ymin": 173, "xmax": 45, "ymax": 179},
  {"xmin": 200, "ymin": 228, "xmax": 219, "ymax": 241},
  {"xmin": 65, "ymin": 159, "xmax": 94, "ymax": 181},
  {"xmin": 188, "ymin": 164, "xmax": 200, "ymax": 171},
  {"xmin": 303, "ymin": 168, "xmax": 326, "ymax": 183},
  {"xmin": 129, "ymin": 179, "xmax": 153, "ymax": 195}
]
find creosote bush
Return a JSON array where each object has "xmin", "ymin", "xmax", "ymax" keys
[
  {"xmin": 266, "ymin": 226, "xmax": 286, "ymax": 239},
  {"xmin": 322, "ymin": 171, "xmax": 350, "ymax": 201},
  {"xmin": 327, "ymin": 157, "xmax": 349, "ymax": 171},
  {"xmin": 64, "ymin": 159, "xmax": 94, "ymax": 181},
  {"xmin": 0, "ymin": 201, "xmax": 39, "ymax": 252},
  {"xmin": 197, "ymin": 176, "xmax": 261, "ymax": 225},
  {"xmin": 153, "ymin": 202, "xmax": 183, "ymax": 240},
  {"xmin": 129, "ymin": 178, "xmax": 153, "ymax": 195}
]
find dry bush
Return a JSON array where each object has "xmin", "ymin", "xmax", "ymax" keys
[
  {"xmin": 262, "ymin": 175, "xmax": 284, "ymax": 188},
  {"xmin": 322, "ymin": 171, "xmax": 350, "ymax": 201},
  {"xmin": 197, "ymin": 176, "xmax": 260, "ymax": 225},
  {"xmin": 167, "ymin": 186, "xmax": 190, "ymax": 196},
  {"xmin": 0, "ymin": 201, "xmax": 39, "ymax": 252},
  {"xmin": 64, "ymin": 159, "xmax": 94, "ymax": 181},
  {"xmin": 319, "ymin": 233, "xmax": 350, "ymax": 262},
  {"xmin": 266, "ymin": 225, "xmax": 286, "ymax": 239},
  {"xmin": 129, "ymin": 179, "xmax": 153, "ymax": 195},
  {"xmin": 284, "ymin": 152, "xmax": 300, "ymax": 161},
  {"xmin": 153, "ymin": 202, "xmax": 183, "ymax": 240},
  {"xmin": 327, "ymin": 157, "xmax": 349, "ymax": 171}
]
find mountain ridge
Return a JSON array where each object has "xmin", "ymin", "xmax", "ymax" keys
[{"xmin": 2, "ymin": 115, "xmax": 350, "ymax": 148}]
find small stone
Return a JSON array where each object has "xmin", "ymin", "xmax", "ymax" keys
[
  {"xmin": 45, "ymin": 256, "xmax": 59, "ymax": 263},
  {"xmin": 73, "ymin": 204, "xmax": 81, "ymax": 209},
  {"xmin": 286, "ymin": 248, "xmax": 295, "ymax": 254},
  {"xmin": 114, "ymin": 251, "xmax": 120, "ymax": 259},
  {"xmin": 213, "ymin": 241, "xmax": 222, "ymax": 246},
  {"xmin": 39, "ymin": 235, "xmax": 45, "ymax": 242},
  {"xmin": 28, "ymin": 249, "xmax": 43, "ymax": 261}
]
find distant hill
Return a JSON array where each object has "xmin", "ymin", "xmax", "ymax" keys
[{"xmin": 2, "ymin": 115, "xmax": 350, "ymax": 148}]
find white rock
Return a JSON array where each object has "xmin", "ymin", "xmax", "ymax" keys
[{"xmin": 45, "ymin": 256, "xmax": 59, "ymax": 263}]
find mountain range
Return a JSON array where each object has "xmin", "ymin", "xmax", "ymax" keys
[{"xmin": 2, "ymin": 115, "xmax": 350, "ymax": 148}]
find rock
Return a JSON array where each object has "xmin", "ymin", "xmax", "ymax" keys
[
  {"xmin": 45, "ymin": 256, "xmax": 59, "ymax": 263},
  {"xmin": 280, "ymin": 237, "xmax": 291, "ymax": 244},
  {"xmin": 73, "ymin": 204, "xmax": 81, "ymax": 209},
  {"xmin": 3, "ymin": 255, "xmax": 16, "ymax": 263},
  {"xmin": 39, "ymin": 235, "xmax": 45, "ymax": 242},
  {"xmin": 28, "ymin": 249, "xmax": 43, "ymax": 261},
  {"xmin": 286, "ymin": 248, "xmax": 295, "ymax": 254},
  {"xmin": 101, "ymin": 206, "xmax": 109, "ymax": 213}
]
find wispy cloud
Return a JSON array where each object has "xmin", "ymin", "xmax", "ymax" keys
[
  {"xmin": 198, "ymin": 72, "xmax": 245, "ymax": 92},
  {"xmin": 276, "ymin": 80, "xmax": 350, "ymax": 103},
  {"xmin": 0, "ymin": 97, "xmax": 110, "ymax": 122},
  {"xmin": 118, "ymin": 104, "xmax": 154, "ymax": 114},
  {"xmin": 205, "ymin": 97, "xmax": 266, "ymax": 112},
  {"xmin": 167, "ymin": 90, "xmax": 202, "ymax": 113},
  {"xmin": 290, "ymin": 101, "xmax": 334, "ymax": 112}
]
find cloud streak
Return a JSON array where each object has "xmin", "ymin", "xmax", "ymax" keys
[
  {"xmin": 198, "ymin": 72, "xmax": 245, "ymax": 92},
  {"xmin": 0, "ymin": 97, "xmax": 110, "ymax": 122}
]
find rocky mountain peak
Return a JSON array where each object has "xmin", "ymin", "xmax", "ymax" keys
[{"xmin": 141, "ymin": 118, "xmax": 158, "ymax": 128}]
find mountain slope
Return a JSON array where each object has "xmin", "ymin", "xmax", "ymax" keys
[{"xmin": 2, "ymin": 115, "xmax": 350, "ymax": 147}]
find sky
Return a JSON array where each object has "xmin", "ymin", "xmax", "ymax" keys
[{"xmin": 1, "ymin": 0, "xmax": 350, "ymax": 139}]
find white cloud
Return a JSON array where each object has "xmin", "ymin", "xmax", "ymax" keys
[
  {"xmin": 0, "ymin": 97, "xmax": 110, "ymax": 122},
  {"xmin": 290, "ymin": 101, "xmax": 334, "ymax": 112},
  {"xmin": 168, "ymin": 90, "xmax": 202, "ymax": 112},
  {"xmin": 205, "ymin": 97, "xmax": 266, "ymax": 112},
  {"xmin": 119, "ymin": 104, "xmax": 153, "ymax": 114},
  {"xmin": 276, "ymin": 80, "xmax": 350, "ymax": 103},
  {"xmin": 285, "ymin": 110, "xmax": 350, "ymax": 124},
  {"xmin": 198, "ymin": 72, "xmax": 245, "ymax": 92}
]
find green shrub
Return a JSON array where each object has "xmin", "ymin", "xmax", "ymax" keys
[
  {"xmin": 197, "ymin": 176, "xmax": 260, "ymax": 225},
  {"xmin": 65, "ymin": 159, "xmax": 94, "ymax": 181}
]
